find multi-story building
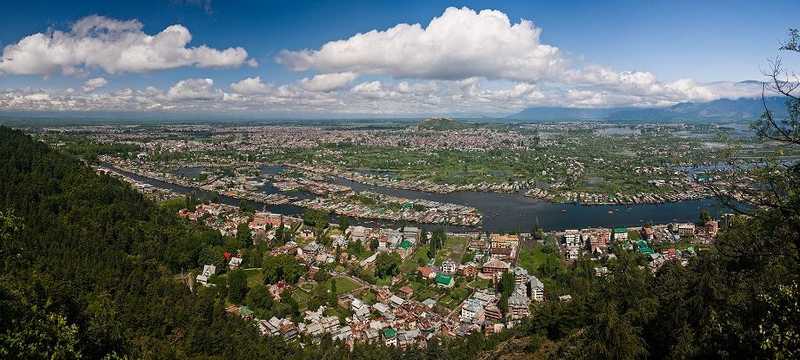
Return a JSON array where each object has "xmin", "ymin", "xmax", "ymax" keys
[
  {"xmin": 482, "ymin": 258, "xmax": 510, "ymax": 275},
  {"xmin": 507, "ymin": 288, "xmax": 530, "ymax": 320},
  {"xmin": 529, "ymin": 275, "xmax": 545, "ymax": 302},
  {"xmin": 441, "ymin": 260, "xmax": 458, "ymax": 274}
]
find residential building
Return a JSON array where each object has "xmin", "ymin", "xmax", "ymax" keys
[
  {"xmin": 401, "ymin": 226, "xmax": 420, "ymax": 244},
  {"xmin": 484, "ymin": 304, "xmax": 503, "ymax": 322},
  {"xmin": 677, "ymin": 223, "xmax": 695, "ymax": 237},
  {"xmin": 398, "ymin": 286, "xmax": 414, "ymax": 299},
  {"xmin": 383, "ymin": 327, "xmax": 398, "ymax": 347},
  {"xmin": 459, "ymin": 262, "xmax": 479, "ymax": 278},
  {"xmin": 389, "ymin": 295, "xmax": 405, "ymax": 308},
  {"xmin": 641, "ymin": 226, "xmax": 655, "ymax": 241},
  {"xmin": 705, "ymin": 220, "xmax": 719, "ymax": 238},
  {"xmin": 461, "ymin": 298, "xmax": 485, "ymax": 323},
  {"xmin": 347, "ymin": 225, "xmax": 371, "ymax": 243},
  {"xmin": 435, "ymin": 273, "xmax": 455, "ymax": 288},
  {"xmin": 513, "ymin": 267, "xmax": 529, "ymax": 288},
  {"xmin": 612, "ymin": 227, "xmax": 628, "ymax": 242},
  {"xmin": 441, "ymin": 260, "xmax": 457, "ymax": 274},
  {"xmin": 228, "ymin": 256, "xmax": 242, "ymax": 270},
  {"xmin": 563, "ymin": 229, "xmax": 581, "ymax": 246},
  {"xmin": 507, "ymin": 288, "xmax": 530, "ymax": 320},
  {"xmin": 195, "ymin": 264, "xmax": 216, "ymax": 286},
  {"xmin": 422, "ymin": 298, "xmax": 437, "ymax": 309},
  {"xmin": 418, "ymin": 266, "xmax": 436, "ymax": 280},
  {"xmin": 351, "ymin": 298, "xmax": 371, "ymax": 321},
  {"xmin": 529, "ymin": 275, "xmax": 545, "ymax": 302},
  {"xmin": 482, "ymin": 258, "xmax": 510, "ymax": 275}
]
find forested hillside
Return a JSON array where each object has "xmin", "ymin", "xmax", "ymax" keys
[{"xmin": 1, "ymin": 121, "xmax": 799, "ymax": 359}]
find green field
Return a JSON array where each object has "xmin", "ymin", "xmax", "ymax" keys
[
  {"xmin": 401, "ymin": 245, "xmax": 430, "ymax": 273},
  {"xmin": 438, "ymin": 283, "xmax": 471, "ymax": 309},
  {"xmin": 435, "ymin": 236, "xmax": 469, "ymax": 263},
  {"xmin": 242, "ymin": 268, "xmax": 264, "ymax": 287},
  {"xmin": 518, "ymin": 245, "xmax": 560, "ymax": 275},
  {"xmin": 291, "ymin": 288, "xmax": 310, "ymax": 309},
  {"xmin": 330, "ymin": 276, "xmax": 361, "ymax": 295},
  {"xmin": 467, "ymin": 278, "xmax": 491, "ymax": 290}
]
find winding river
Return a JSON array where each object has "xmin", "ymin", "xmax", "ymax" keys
[{"xmin": 111, "ymin": 164, "xmax": 735, "ymax": 232}]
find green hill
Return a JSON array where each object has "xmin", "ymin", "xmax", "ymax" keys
[{"xmin": 417, "ymin": 117, "xmax": 468, "ymax": 130}]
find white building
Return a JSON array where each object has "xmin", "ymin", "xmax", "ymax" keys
[
  {"xmin": 195, "ymin": 264, "xmax": 216, "ymax": 286},
  {"xmin": 460, "ymin": 298, "xmax": 485, "ymax": 324},
  {"xmin": 529, "ymin": 275, "xmax": 545, "ymax": 302},
  {"xmin": 441, "ymin": 260, "xmax": 458, "ymax": 274}
]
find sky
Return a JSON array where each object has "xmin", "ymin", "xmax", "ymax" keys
[{"xmin": 0, "ymin": 0, "xmax": 798, "ymax": 117}]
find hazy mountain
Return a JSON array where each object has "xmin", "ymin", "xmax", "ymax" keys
[
  {"xmin": 507, "ymin": 107, "xmax": 622, "ymax": 121},
  {"xmin": 509, "ymin": 96, "xmax": 788, "ymax": 123}
]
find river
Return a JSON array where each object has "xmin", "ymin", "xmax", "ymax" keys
[
  {"xmin": 114, "ymin": 164, "xmax": 736, "ymax": 233},
  {"xmin": 330, "ymin": 176, "xmax": 733, "ymax": 232}
]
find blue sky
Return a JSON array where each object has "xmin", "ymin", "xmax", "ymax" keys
[{"xmin": 1, "ymin": 0, "xmax": 798, "ymax": 115}]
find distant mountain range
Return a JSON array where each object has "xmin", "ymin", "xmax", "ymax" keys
[{"xmin": 508, "ymin": 96, "xmax": 788, "ymax": 123}]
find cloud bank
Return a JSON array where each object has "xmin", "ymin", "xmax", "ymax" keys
[
  {"xmin": 0, "ymin": 8, "xmax": 771, "ymax": 115},
  {"xmin": 0, "ymin": 15, "xmax": 255, "ymax": 76}
]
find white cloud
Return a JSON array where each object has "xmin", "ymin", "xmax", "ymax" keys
[
  {"xmin": 299, "ymin": 72, "xmax": 357, "ymax": 92},
  {"xmin": 0, "ymin": 79, "xmax": 767, "ymax": 115},
  {"xmin": 82, "ymin": 77, "xmax": 108, "ymax": 92},
  {"xmin": 0, "ymin": 15, "xmax": 254, "ymax": 76},
  {"xmin": 351, "ymin": 81, "xmax": 398, "ymax": 99},
  {"xmin": 277, "ymin": 7, "xmax": 564, "ymax": 82},
  {"xmin": 274, "ymin": 6, "xmax": 748, "ymax": 109},
  {"xmin": 167, "ymin": 78, "xmax": 222, "ymax": 100},
  {"xmin": 230, "ymin": 76, "xmax": 272, "ymax": 95}
]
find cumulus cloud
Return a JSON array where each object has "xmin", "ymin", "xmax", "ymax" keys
[
  {"xmin": 167, "ymin": 78, "xmax": 222, "ymax": 100},
  {"xmin": 277, "ymin": 7, "xmax": 563, "ymax": 82},
  {"xmin": 275, "ymin": 6, "xmax": 751, "ymax": 108},
  {"xmin": 230, "ymin": 76, "xmax": 272, "ymax": 95},
  {"xmin": 299, "ymin": 72, "xmax": 357, "ymax": 92},
  {"xmin": 82, "ymin": 77, "xmax": 108, "ymax": 92},
  {"xmin": 351, "ymin": 81, "xmax": 395, "ymax": 99},
  {"xmin": 0, "ymin": 15, "xmax": 254, "ymax": 76}
]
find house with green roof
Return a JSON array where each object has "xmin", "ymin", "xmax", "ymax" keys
[
  {"xmin": 397, "ymin": 239, "xmax": 414, "ymax": 259},
  {"xmin": 637, "ymin": 240, "xmax": 654, "ymax": 255},
  {"xmin": 238, "ymin": 306, "xmax": 254, "ymax": 319},
  {"xmin": 435, "ymin": 273, "xmax": 454, "ymax": 288},
  {"xmin": 382, "ymin": 327, "xmax": 398, "ymax": 346},
  {"xmin": 613, "ymin": 227, "xmax": 629, "ymax": 241}
]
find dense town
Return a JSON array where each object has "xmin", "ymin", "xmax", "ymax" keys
[
  {"xmin": 37, "ymin": 120, "xmax": 791, "ymax": 215},
  {"xmin": 101, "ymin": 164, "xmax": 727, "ymax": 349}
]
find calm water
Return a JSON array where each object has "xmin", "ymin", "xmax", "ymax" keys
[
  {"xmin": 175, "ymin": 166, "xmax": 205, "ymax": 179},
  {"xmin": 331, "ymin": 177, "xmax": 731, "ymax": 232},
  {"xmin": 117, "ymin": 164, "xmax": 735, "ymax": 232}
]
